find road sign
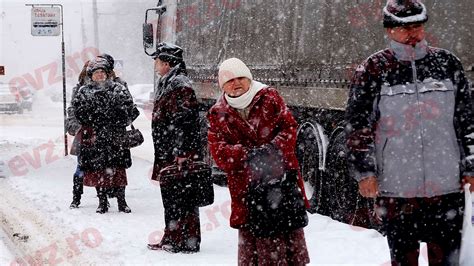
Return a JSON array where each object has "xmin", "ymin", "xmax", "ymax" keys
[
  {"xmin": 114, "ymin": 60, "xmax": 124, "ymax": 77},
  {"xmin": 0, "ymin": 66, "xmax": 4, "ymax": 76},
  {"xmin": 31, "ymin": 7, "xmax": 60, "ymax": 36},
  {"xmin": 114, "ymin": 60, "xmax": 123, "ymax": 69}
]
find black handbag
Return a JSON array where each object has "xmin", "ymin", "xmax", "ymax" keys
[
  {"xmin": 124, "ymin": 124, "xmax": 144, "ymax": 148},
  {"xmin": 247, "ymin": 170, "xmax": 308, "ymax": 237},
  {"xmin": 159, "ymin": 160, "xmax": 214, "ymax": 207},
  {"xmin": 246, "ymin": 147, "xmax": 308, "ymax": 237}
]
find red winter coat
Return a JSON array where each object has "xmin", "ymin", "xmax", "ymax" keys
[{"xmin": 207, "ymin": 87, "xmax": 309, "ymax": 229}]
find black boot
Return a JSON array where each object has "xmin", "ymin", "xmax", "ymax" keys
[
  {"xmin": 69, "ymin": 194, "xmax": 81, "ymax": 209},
  {"xmin": 117, "ymin": 187, "xmax": 131, "ymax": 213},
  {"xmin": 96, "ymin": 187, "xmax": 110, "ymax": 208},
  {"xmin": 70, "ymin": 174, "xmax": 83, "ymax": 209},
  {"xmin": 96, "ymin": 187, "xmax": 108, "ymax": 214}
]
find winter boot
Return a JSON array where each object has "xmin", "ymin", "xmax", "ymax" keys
[
  {"xmin": 96, "ymin": 187, "xmax": 110, "ymax": 208},
  {"xmin": 106, "ymin": 187, "xmax": 117, "ymax": 198},
  {"xmin": 69, "ymin": 194, "xmax": 81, "ymax": 209},
  {"xmin": 70, "ymin": 174, "xmax": 83, "ymax": 209},
  {"xmin": 117, "ymin": 187, "xmax": 131, "ymax": 213},
  {"xmin": 96, "ymin": 188, "xmax": 109, "ymax": 214}
]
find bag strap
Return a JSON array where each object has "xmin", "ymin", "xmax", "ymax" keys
[{"xmin": 131, "ymin": 124, "xmax": 135, "ymax": 130}]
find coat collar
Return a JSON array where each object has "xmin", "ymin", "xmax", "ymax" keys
[
  {"xmin": 390, "ymin": 39, "xmax": 428, "ymax": 61},
  {"xmin": 215, "ymin": 87, "xmax": 270, "ymax": 144}
]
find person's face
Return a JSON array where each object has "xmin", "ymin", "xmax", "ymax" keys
[
  {"xmin": 222, "ymin": 77, "xmax": 251, "ymax": 97},
  {"xmin": 91, "ymin": 69, "xmax": 107, "ymax": 82},
  {"xmin": 154, "ymin": 58, "xmax": 171, "ymax": 76},
  {"xmin": 386, "ymin": 24, "xmax": 425, "ymax": 46}
]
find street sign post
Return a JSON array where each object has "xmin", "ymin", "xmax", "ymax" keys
[
  {"xmin": 31, "ymin": 6, "xmax": 60, "ymax": 36},
  {"xmin": 27, "ymin": 4, "xmax": 68, "ymax": 156}
]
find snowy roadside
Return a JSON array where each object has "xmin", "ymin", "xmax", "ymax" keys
[
  {"xmin": 0, "ymin": 229, "xmax": 15, "ymax": 265},
  {"xmin": 0, "ymin": 94, "xmax": 430, "ymax": 265}
]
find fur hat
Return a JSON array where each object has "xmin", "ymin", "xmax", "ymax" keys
[
  {"xmin": 218, "ymin": 58, "xmax": 253, "ymax": 88},
  {"xmin": 87, "ymin": 58, "xmax": 110, "ymax": 77},
  {"xmin": 152, "ymin": 42, "xmax": 184, "ymax": 64},
  {"xmin": 383, "ymin": 0, "xmax": 428, "ymax": 28},
  {"xmin": 97, "ymin": 53, "xmax": 115, "ymax": 69}
]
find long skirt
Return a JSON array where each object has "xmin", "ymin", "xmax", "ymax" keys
[
  {"xmin": 238, "ymin": 228, "xmax": 310, "ymax": 266},
  {"xmin": 83, "ymin": 168, "xmax": 127, "ymax": 187}
]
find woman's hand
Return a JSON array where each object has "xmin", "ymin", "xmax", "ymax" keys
[{"xmin": 462, "ymin": 176, "xmax": 474, "ymax": 192}]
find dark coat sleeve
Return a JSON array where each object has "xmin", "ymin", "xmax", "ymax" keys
[
  {"xmin": 152, "ymin": 86, "xmax": 201, "ymax": 161},
  {"xmin": 66, "ymin": 85, "xmax": 82, "ymax": 135},
  {"xmin": 74, "ymin": 90, "xmax": 108, "ymax": 127},
  {"xmin": 451, "ymin": 54, "xmax": 474, "ymax": 175},
  {"xmin": 344, "ymin": 60, "xmax": 379, "ymax": 182},
  {"xmin": 169, "ymin": 86, "xmax": 200, "ymax": 157},
  {"xmin": 72, "ymin": 83, "xmax": 135, "ymax": 128},
  {"xmin": 109, "ymin": 83, "xmax": 135, "ymax": 127}
]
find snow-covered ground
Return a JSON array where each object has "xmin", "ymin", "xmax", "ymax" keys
[{"xmin": 0, "ymin": 92, "xmax": 434, "ymax": 265}]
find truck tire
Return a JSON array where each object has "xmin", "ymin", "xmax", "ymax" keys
[
  {"xmin": 325, "ymin": 129, "xmax": 360, "ymax": 223},
  {"xmin": 296, "ymin": 121, "xmax": 329, "ymax": 215},
  {"xmin": 326, "ymin": 130, "xmax": 382, "ymax": 230}
]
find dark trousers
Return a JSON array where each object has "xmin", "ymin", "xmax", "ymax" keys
[
  {"xmin": 160, "ymin": 186, "xmax": 201, "ymax": 251},
  {"xmin": 377, "ymin": 192, "xmax": 464, "ymax": 266}
]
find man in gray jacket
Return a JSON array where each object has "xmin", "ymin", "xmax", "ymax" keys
[{"xmin": 345, "ymin": 0, "xmax": 474, "ymax": 264}]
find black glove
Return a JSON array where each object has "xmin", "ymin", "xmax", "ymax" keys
[{"xmin": 247, "ymin": 144, "xmax": 285, "ymax": 184}]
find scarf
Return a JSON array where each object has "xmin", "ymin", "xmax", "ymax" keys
[{"xmin": 225, "ymin": 80, "xmax": 267, "ymax": 110}]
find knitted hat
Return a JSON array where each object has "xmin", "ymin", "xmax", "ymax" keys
[
  {"xmin": 218, "ymin": 58, "xmax": 253, "ymax": 88},
  {"xmin": 383, "ymin": 0, "xmax": 428, "ymax": 28}
]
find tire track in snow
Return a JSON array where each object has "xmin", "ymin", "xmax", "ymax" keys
[{"xmin": 0, "ymin": 179, "xmax": 105, "ymax": 265}]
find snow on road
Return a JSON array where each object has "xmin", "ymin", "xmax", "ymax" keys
[
  {"xmin": 0, "ymin": 229, "xmax": 15, "ymax": 265},
  {"xmin": 0, "ymin": 92, "xmax": 432, "ymax": 265}
]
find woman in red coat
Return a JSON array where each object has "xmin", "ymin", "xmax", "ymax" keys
[{"xmin": 208, "ymin": 58, "xmax": 310, "ymax": 265}]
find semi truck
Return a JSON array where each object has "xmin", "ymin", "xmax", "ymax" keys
[{"xmin": 142, "ymin": 0, "xmax": 474, "ymax": 228}]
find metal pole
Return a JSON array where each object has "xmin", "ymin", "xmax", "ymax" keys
[
  {"xmin": 59, "ymin": 4, "xmax": 68, "ymax": 156},
  {"xmin": 92, "ymin": 0, "xmax": 99, "ymax": 50}
]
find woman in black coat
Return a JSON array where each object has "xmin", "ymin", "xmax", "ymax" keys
[
  {"xmin": 147, "ymin": 43, "xmax": 203, "ymax": 253},
  {"xmin": 72, "ymin": 58, "xmax": 137, "ymax": 214}
]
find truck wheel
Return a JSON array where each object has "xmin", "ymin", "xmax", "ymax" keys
[
  {"xmin": 296, "ymin": 122, "xmax": 328, "ymax": 215},
  {"xmin": 326, "ymin": 130, "xmax": 382, "ymax": 230},
  {"xmin": 325, "ymin": 130, "xmax": 360, "ymax": 224}
]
